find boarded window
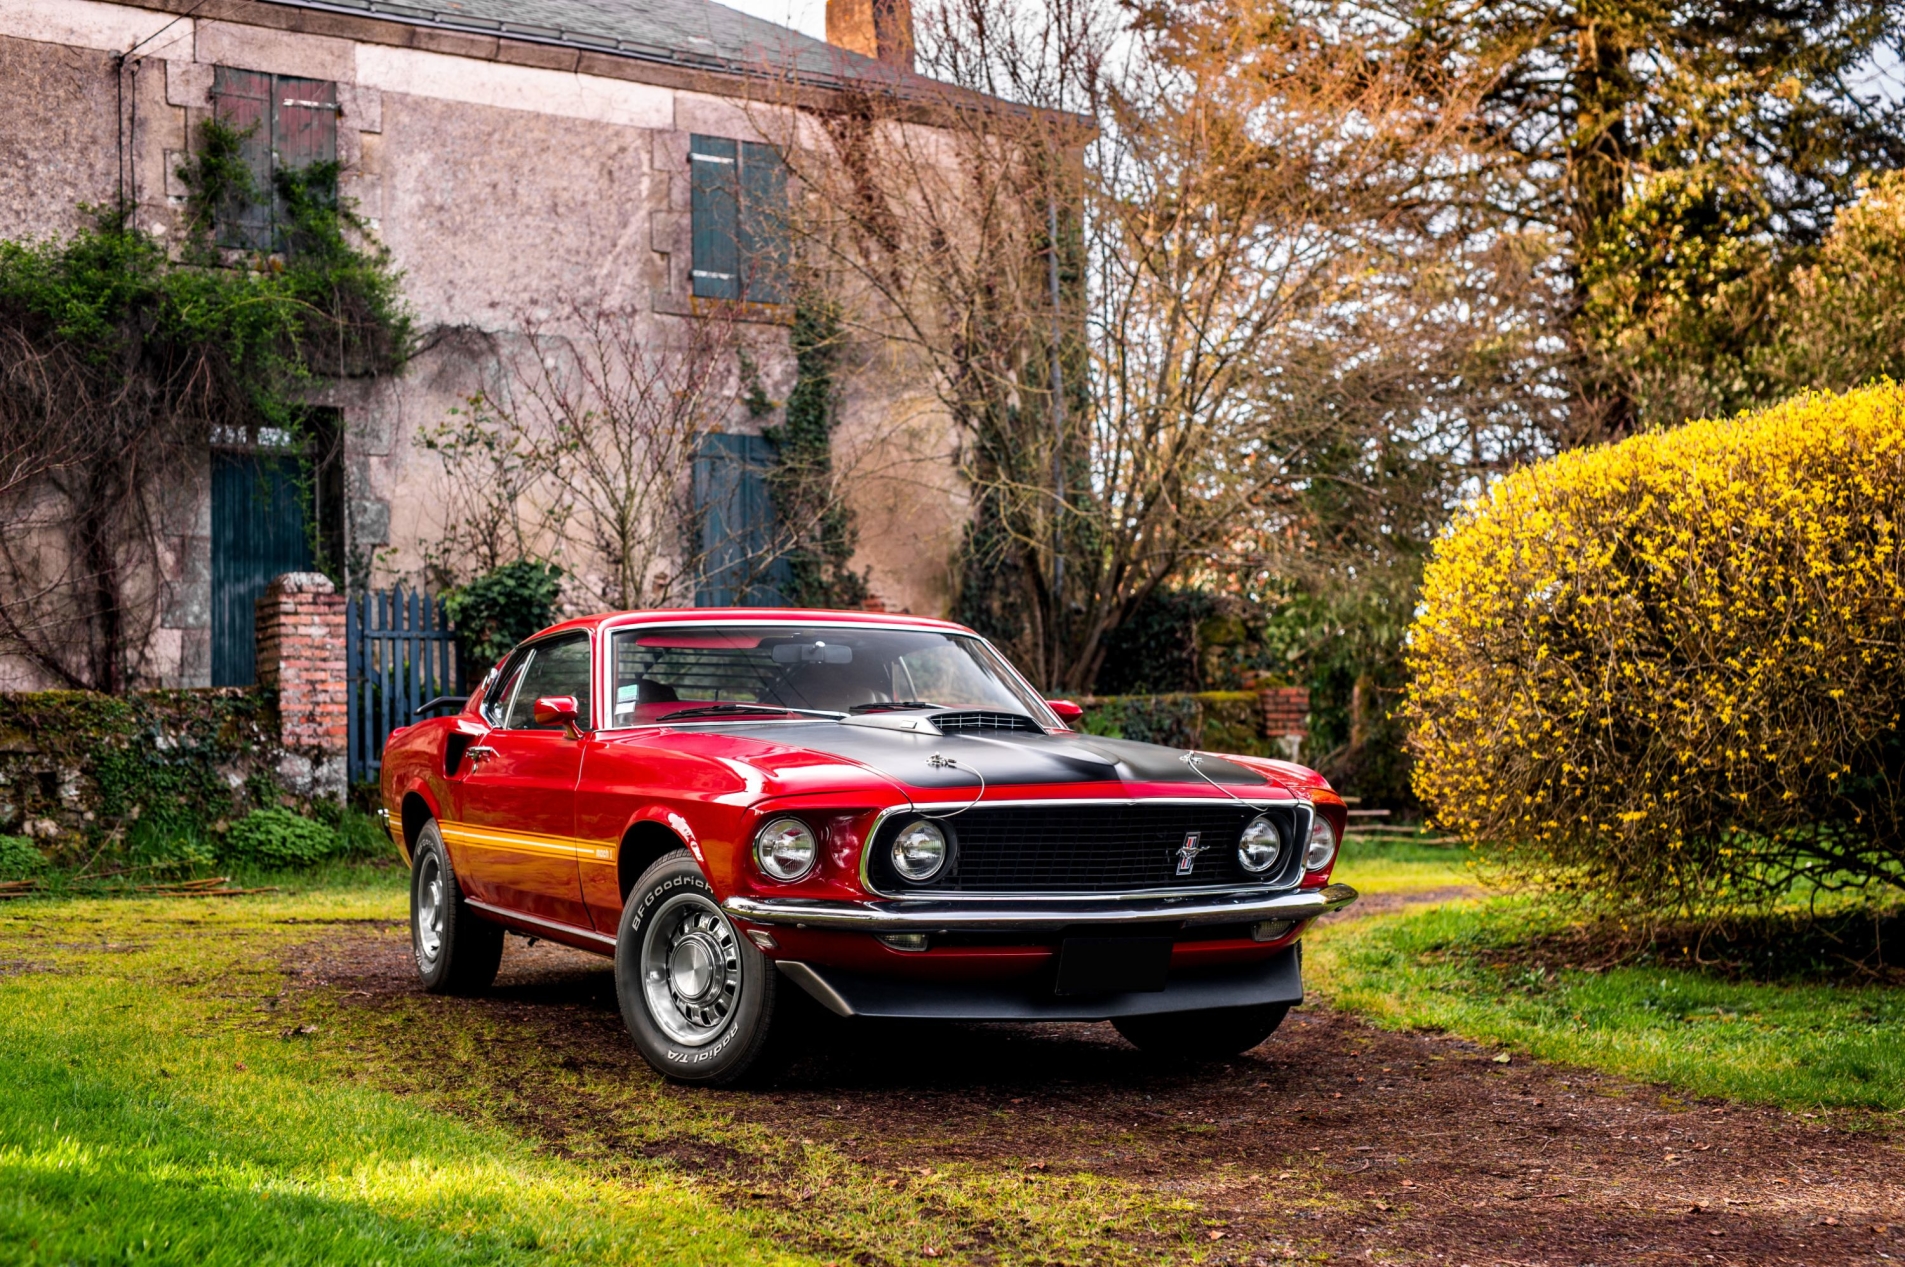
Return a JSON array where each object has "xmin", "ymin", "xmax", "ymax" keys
[
  {"xmin": 690, "ymin": 135, "xmax": 788, "ymax": 303},
  {"xmin": 210, "ymin": 67, "xmax": 338, "ymax": 252}
]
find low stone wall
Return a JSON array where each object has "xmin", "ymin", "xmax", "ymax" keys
[
  {"xmin": 0, "ymin": 573, "xmax": 351, "ymax": 860},
  {"xmin": 1077, "ymin": 688, "xmax": 1309, "ymax": 761},
  {"xmin": 0, "ymin": 689, "xmax": 290, "ymax": 855}
]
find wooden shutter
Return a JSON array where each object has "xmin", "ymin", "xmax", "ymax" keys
[
  {"xmin": 209, "ymin": 70, "xmax": 337, "ymax": 252},
  {"xmin": 210, "ymin": 67, "xmax": 274, "ymax": 251},
  {"xmin": 740, "ymin": 141, "xmax": 789, "ymax": 304},
  {"xmin": 271, "ymin": 75, "xmax": 339, "ymax": 248},
  {"xmin": 690, "ymin": 135, "xmax": 741, "ymax": 301}
]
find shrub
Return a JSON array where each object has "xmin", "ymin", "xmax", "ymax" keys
[
  {"xmin": 0, "ymin": 835, "xmax": 46, "ymax": 877},
  {"xmin": 221, "ymin": 808, "xmax": 341, "ymax": 868},
  {"xmin": 444, "ymin": 559, "xmax": 563, "ymax": 674},
  {"xmin": 1405, "ymin": 384, "xmax": 1905, "ymax": 912}
]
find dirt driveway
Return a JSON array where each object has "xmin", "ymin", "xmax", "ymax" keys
[{"xmin": 302, "ymin": 924, "xmax": 1904, "ymax": 1266}]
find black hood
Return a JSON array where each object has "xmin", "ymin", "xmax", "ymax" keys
[{"xmin": 692, "ymin": 717, "xmax": 1278, "ymax": 793}]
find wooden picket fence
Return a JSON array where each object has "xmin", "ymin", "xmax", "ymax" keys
[{"xmin": 346, "ymin": 586, "xmax": 464, "ymax": 784}]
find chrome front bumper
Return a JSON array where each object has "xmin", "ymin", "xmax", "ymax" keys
[{"xmin": 722, "ymin": 882, "xmax": 1358, "ymax": 933}]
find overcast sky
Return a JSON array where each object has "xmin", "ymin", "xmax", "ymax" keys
[{"xmin": 717, "ymin": 0, "xmax": 828, "ymax": 41}]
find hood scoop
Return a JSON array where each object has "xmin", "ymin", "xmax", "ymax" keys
[{"xmin": 838, "ymin": 709, "xmax": 1045, "ymax": 737}]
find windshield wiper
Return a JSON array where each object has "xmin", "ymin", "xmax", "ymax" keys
[
  {"xmin": 657, "ymin": 703, "xmax": 847, "ymax": 722},
  {"xmin": 847, "ymin": 700, "xmax": 945, "ymax": 713}
]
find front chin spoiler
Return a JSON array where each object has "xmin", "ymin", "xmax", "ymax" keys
[
  {"xmin": 777, "ymin": 946, "xmax": 1305, "ymax": 1020},
  {"xmin": 722, "ymin": 882, "xmax": 1358, "ymax": 933}
]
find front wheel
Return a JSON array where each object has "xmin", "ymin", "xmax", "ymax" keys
[
  {"xmin": 1113, "ymin": 1003, "xmax": 1289, "ymax": 1060},
  {"xmin": 614, "ymin": 849, "xmax": 782, "ymax": 1085},
  {"xmin": 410, "ymin": 820, "xmax": 504, "ymax": 994}
]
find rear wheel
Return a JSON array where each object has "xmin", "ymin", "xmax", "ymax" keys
[
  {"xmin": 1113, "ymin": 1003, "xmax": 1289, "ymax": 1060},
  {"xmin": 614, "ymin": 849, "xmax": 783, "ymax": 1085},
  {"xmin": 410, "ymin": 820, "xmax": 504, "ymax": 994}
]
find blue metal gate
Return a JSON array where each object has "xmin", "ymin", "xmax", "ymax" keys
[{"xmin": 346, "ymin": 587, "xmax": 463, "ymax": 784}]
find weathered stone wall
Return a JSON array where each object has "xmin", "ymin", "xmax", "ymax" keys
[
  {"xmin": 0, "ymin": 2, "xmax": 966, "ymax": 692},
  {"xmin": 0, "ymin": 570, "xmax": 351, "ymax": 851}
]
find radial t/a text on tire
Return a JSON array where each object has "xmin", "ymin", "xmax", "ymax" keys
[
  {"xmin": 409, "ymin": 819, "xmax": 504, "ymax": 995},
  {"xmin": 614, "ymin": 848, "xmax": 782, "ymax": 1085}
]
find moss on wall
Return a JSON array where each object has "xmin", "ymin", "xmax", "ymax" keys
[{"xmin": 0, "ymin": 688, "xmax": 309, "ymax": 865}]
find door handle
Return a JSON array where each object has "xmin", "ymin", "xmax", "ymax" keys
[{"xmin": 466, "ymin": 745, "xmax": 497, "ymax": 765}]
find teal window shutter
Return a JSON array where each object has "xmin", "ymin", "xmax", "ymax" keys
[
  {"xmin": 740, "ymin": 141, "xmax": 789, "ymax": 304},
  {"xmin": 690, "ymin": 135, "xmax": 741, "ymax": 300}
]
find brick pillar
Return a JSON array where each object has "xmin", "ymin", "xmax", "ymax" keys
[
  {"xmin": 256, "ymin": 572, "xmax": 347, "ymax": 802},
  {"xmin": 1259, "ymin": 687, "xmax": 1310, "ymax": 763}
]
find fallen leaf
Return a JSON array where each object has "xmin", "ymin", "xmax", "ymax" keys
[
  {"xmin": 1207, "ymin": 1230, "xmax": 1225, "ymax": 1241},
  {"xmin": 1492, "ymin": 1053, "xmax": 1512, "ymax": 1064}
]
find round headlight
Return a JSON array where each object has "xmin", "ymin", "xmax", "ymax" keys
[
  {"xmin": 890, "ymin": 819, "xmax": 948, "ymax": 882},
  {"xmin": 754, "ymin": 816, "xmax": 817, "ymax": 881},
  {"xmin": 1236, "ymin": 814, "xmax": 1282, "ymax": 874},
  {"xmin": 1305, "ymin": 814, "xmax": 1338, "ymax": 871}
]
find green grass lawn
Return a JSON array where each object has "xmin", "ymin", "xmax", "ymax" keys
[
  {"xmin": 0, "ymin": 872, "xmax": 810, "ymax": 1267},
  {"xmin": 0, "ymin": 873, "xmax": 1269, "ymax": 1266},
  {"xmin": 1306, "ymin": 896, "xmax": 1905, "ymax": 1115},
  {"xmin": 1327, "ymin": 832, "xmax": 1473, "ymax": 894}
]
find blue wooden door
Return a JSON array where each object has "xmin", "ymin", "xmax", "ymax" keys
[
  {"xmin": 211, "ymin": 451, "xmax": 314, "ymax": 685},
  {"xmin": 693, "ymin": 434, "xmax": 789, "ymax": 606}
]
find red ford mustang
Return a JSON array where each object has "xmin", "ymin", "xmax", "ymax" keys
[{"xmin": 381, "ymin": 608, "xmax": 1358, "ymax": 1084}]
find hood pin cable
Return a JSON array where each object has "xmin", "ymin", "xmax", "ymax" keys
[
  {"xmin": 908, "ymin": 752, "xmax": 986, "ymax": 820},
  {"xmin": 1182, "ymin": 750, "xmax": 1250, "ymax": 805}
]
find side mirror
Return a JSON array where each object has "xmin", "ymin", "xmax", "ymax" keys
[
  {"xmin": 533, "ymin": 695, "xmax": 582, "ymax": 736},
  {"xmin": 1046, "ymin": 699, "xmax": 1084, "ymax": 724}
]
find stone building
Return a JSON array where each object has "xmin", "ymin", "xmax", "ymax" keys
[{"xmin": 0, "ymin": 0, "xmax": 970, "ymax": 689}]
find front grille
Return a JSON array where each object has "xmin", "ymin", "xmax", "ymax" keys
[
  {"xmin": 932, "ymin": 710, "xmax": 1043, "ymax": 734},
  {"xmin": 869, "ymin": 802, "xmax": 1307, "ymax": 895}
]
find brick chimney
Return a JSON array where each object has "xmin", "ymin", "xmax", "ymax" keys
[{"xmin": 828, "ymin": 0, "xmax": 914, "ymax": 70}]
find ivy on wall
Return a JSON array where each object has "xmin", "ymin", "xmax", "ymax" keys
[
  {"xmin": 0, "ymin": 120, "xmax": 410, "ymax": 690},
  {"xmin": 763, "ymin": 302, "xmax": 870, "ymax": 610},
  {"xmin": 0, "ymin": 690, "xmax": 278, "ymax": 861}
]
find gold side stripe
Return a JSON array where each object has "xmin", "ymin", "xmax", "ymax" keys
[{"xmin": 439, "ymin": 823, "xmax": 615, "ymax": 862}]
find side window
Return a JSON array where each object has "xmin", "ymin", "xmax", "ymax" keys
[
  {"xmin": 481, "ymin": 647, "xmax": 533, "ymax": 727},
  {"xmin": 690, "ymin": 135, "xmax": 787, "ymax": 303},
  {"xmin": 210, "ymin": 67, "xmax": 338, "ymax": 252},
  {"xmin": 503, "ymin": 634, "xmax": 593, "ymax": 731}
]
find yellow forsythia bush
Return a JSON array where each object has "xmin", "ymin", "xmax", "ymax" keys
[{"xmin": 1405, "ymin": 384, "xmax": 1905, "ymax": 911}]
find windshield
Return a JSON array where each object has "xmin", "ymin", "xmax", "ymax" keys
[{"xmin": 607, "ymin": 625, "xmax": 1057, "ymax": 729}]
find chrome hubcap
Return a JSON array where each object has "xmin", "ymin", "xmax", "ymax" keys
[
  {"xmin": 641, "ymin": 893, "xmax": 740, "ymax": 1046},
  {"xmin": 415, "ymin": 851, "xmax": 444, "ymax": 965}
]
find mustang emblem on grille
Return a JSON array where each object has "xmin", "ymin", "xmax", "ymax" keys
[{"xmin": 1175, "ymin": 832, "xmax": 1206, "ymax": 876}]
